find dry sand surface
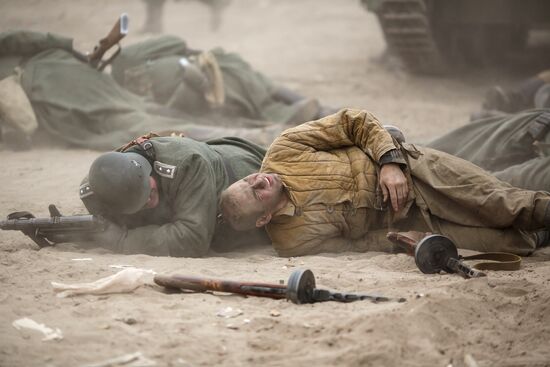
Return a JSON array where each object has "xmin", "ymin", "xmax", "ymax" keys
[{"xmin": 1, "ymin": 1, "xmax": 550, "ymax": 366}]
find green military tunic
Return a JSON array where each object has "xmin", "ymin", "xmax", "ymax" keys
[
  {"xmin": 0, "ymin": 31, "xmax": 285, "ymax": 150},
  {"xmin": 82, "ymin": 136, "xmax": 268, "ymax": 257},
  {"xmin": 426, "ymin": 109, "xmax": 550, "ymax": 191}
]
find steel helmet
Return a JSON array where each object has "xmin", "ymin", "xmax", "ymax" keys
[{"xmin": 87, "ymin": 152, "xmax": 152, "ymax": 214}]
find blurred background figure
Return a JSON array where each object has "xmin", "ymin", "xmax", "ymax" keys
[
  {"xmin": 483, "ymin": 69, "xmax": 550, "ymax": 113},
  {"xmin": 141, "ymin": 0, "xmax": 232, "ymax": 33}
]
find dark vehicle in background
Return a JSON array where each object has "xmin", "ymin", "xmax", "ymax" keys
[{"xmin": 362, "ymin": 0, "xmax": 550, "ymax": 74}]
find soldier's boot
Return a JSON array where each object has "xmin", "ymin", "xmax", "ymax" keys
[
  {"xmin": 483, "ymin": 76, "xmax": 545, "ymax": 113},
  {"xmin": 271, "ymin": 86, "xmax": 320, "ymax": 124},
  {"xmin": 141, "ymin": 0, "xmax": 166, "ymax": 34},
  {"xmin": 272, "ymin": 86, "xmax": 341, "ymax": 123},
  {"xmin": 272, "ymin": 86, "xmax": 307, "ymax": 105},
  {"xmin": 285, "ymin": 98, "xmax": 321, "ymax": 124}
]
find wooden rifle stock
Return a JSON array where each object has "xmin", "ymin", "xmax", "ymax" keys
[
  {"xmin": 87, "ymin": 13, "xmax": 129, "ymax": 70},
  {"xmin": 154, "ymin": 274, "xmax": 287, "ymax": 299}
]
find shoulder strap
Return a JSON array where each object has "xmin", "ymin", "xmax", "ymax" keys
[{"xmin": 115, "ymin": 132, "xmax": 159, "ymax": 160}]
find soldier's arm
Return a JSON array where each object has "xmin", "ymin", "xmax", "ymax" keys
[
  {"xmin": 116, "ymin": 156, "xmax": 218, "ymax": 257},
  {"xmin": 277, "ymin": 108, "xmax": 402, "ymax": 163},
  {"xmin": 266, "ymin": 108, "xmax": 409, "ymax": 211}
]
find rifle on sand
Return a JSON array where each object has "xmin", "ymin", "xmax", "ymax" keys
[
  {"xmin": 0, "ymin": 204, "xmax": 106, "ymax": 248},
  {"xmin": 73, "ymin": 13, "xmax": 129, "ymax": 71},
  {"xmin": 155, "ymin": 268, "xmax": 406, "ymax": 304}
]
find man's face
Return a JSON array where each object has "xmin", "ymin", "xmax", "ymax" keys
[
  {"xmin": 144, "ymin": 176, "xmax": 160, "ymax": 209},
  {"xmin": 229, "ymin": 173, "xmax": 285, "ymax": 218}
]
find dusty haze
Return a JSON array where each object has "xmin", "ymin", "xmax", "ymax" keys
[{"xmin": 1, "ymin": 1, "xmax": 549, "ymax": 366}]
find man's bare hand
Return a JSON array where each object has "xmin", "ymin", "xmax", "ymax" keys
[{"xmin": 379, "ymin": 163, "xmax": 409, "ymax": 212}]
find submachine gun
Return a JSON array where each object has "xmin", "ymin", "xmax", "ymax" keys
[
  {"xmin": 387, "ymin": 231, "xmax": 522, "ymax": 278},
  {"xmin": 0, "ymin": 204, "xmax": 106, "ymax": 248},
  {"xmin": 155, "ymin": 268, "xmax": 406, "ymax": 305}
]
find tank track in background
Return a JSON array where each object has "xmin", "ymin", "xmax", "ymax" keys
[{"xmin": 375, "ymin": 0, "xmax": 447, "ymax": 74}]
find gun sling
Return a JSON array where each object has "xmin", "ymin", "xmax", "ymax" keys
[{"xmin": 461, "ymin": 252, "xmax": 522, "ymax": 271}]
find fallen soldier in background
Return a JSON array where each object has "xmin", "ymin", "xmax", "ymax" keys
[
  {"xmin": 425, "ymin": 108, "xmax": 550, "ymax": 192},
  {"xmin": 0, "ymin": 30, "xmax": 334, "ymax": 151}
]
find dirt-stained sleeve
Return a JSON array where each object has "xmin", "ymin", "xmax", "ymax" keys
[{"xmin": 271, "ymin": 108, "xmax": 397, "ymax": 163}]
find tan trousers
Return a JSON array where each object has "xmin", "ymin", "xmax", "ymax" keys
[
  {"xmin": 393, "ymin": 206, "xmax": 538, "ymax": 256},
  {"xmin": 392, "ymin": 146, "xmax": 550, "ymax": 255}
]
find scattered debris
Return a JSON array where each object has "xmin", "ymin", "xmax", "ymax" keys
[
  {"xmin": 12, "ymin": 317, "xmax": 63, "ymax": 341},
  {"xmin": 269, "ymin": 309, "xmax": 281, "ymax": 317},
  {"xmin": 51, "ymin": 268, "xmax": 155, "ymax": 298},
  {"xmin": 216, "ymin": 307, "xmax": 243, "ymax": 318},
  {"xmin": 115, "ymin": 317, "xmax": 138, "ymax": 325}
]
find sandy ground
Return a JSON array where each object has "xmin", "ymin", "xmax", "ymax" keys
[{"xmin": 1, "ymin": 1, "xmax": 550, "ymax": 366}]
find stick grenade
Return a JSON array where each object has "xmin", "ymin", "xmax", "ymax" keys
[
  {"xmin": 387, "ymin": 232, "xmax": 486, "ymax": 278},
  {"xmin": 154, "ymin": 268, "xmax": 405, "ymax": 304}
]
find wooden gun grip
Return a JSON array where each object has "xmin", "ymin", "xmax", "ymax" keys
[{"xmin": 387, "ymin": 231, "xmax": 430, "ymax": 255}]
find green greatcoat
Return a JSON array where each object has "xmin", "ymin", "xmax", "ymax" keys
[
  {"xmin": 82, "ymin": 136, "xmax": 269, "ymax": 257},
  {"xmin": 0, "ymin": 31, "xmax": 284, "ymax": 150},
  {"xmin": 110, "ymin": 35, "xmax": 306, "ymax": 124},
  {"xmin": 426, "ymin": 109, "xmax": 550, "ymax": 191}
]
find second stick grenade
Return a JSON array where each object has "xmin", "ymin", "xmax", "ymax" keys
[{"xmin": 154, "ymin": 268, "xmax": 405, "ymax": 304}]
